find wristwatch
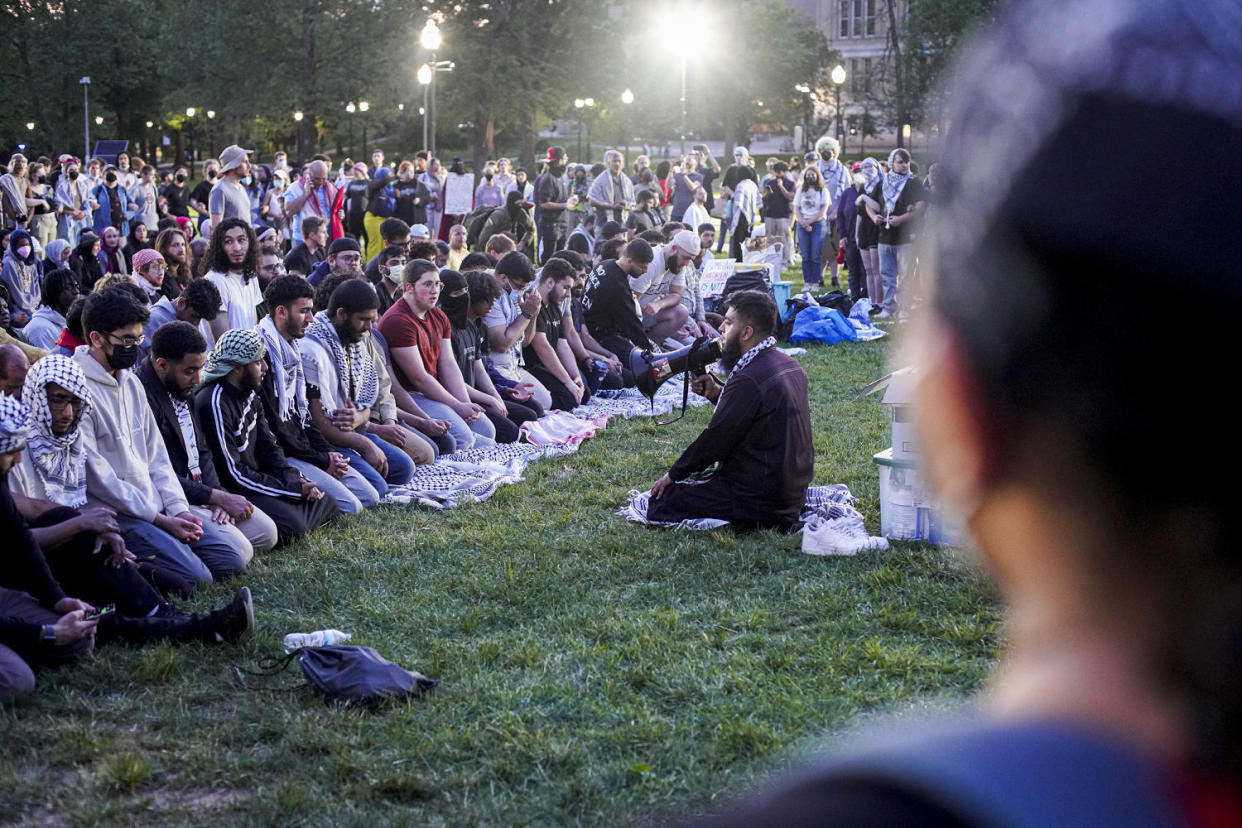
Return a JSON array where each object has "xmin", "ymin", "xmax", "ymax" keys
[{"xmin": 41, "ymin": 625, "xmax": 56, "ymax": 644}]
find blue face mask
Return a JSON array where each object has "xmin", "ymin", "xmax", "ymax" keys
[{"xmin": 242, "ymin": 176, "xmax": 253, "ymax": 186}]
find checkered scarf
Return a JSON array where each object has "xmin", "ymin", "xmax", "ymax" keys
[
  {"xmin": 21, "ymin": 355, "xmax": 91, "ymax": 507},
  {"xmin": 305, "ymin": 311, "xmax": 378, "ymax": 410},
  {"xmin": 0, "ymin": 392, "xmax": 31, "ymax": 455},
  {"xmin": 881, "ymin": 150, "xmax": 914, "ymax": 215},
  {"xmin": 726, "ymin": 336, "xmax": 776, "ymax": 384},
  {"xmin": 257, "ymin": 315, "xmax": 308, "ymax": 426},
  {"xmin": 202, "ymin": 329, "xmax": 267, "ymax": 385}
]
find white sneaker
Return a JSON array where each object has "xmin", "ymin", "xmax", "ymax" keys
[
  {"xmin": 802, "ymin": 515, "xmax": 889, "ymax": 556},
  {"xmin": 876, "ymin": 309, "xmax": 893, "ymax": 320}
]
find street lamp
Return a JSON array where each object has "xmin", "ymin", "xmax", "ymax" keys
[
  {"xmin": 185, "ymin": 108, "xmax": 197, "ymax": 177},
  {"xmin": 95, "ymin": 115, "xmax": 103, "ymax": 126},
  {"xmin": 293, "ymin": 110, "xmax": 305, "ymax": 160},
  {"xmin": 359, "ymin": 101, "xmax": 370, "ymax": 158},
  {"xmin": 420, "ymin": 19, "xmax": 442, "ymax": 155},
  {"xmin": 831, "ymin": 64, "xmax": 847, "ymax": 150},
  {"xmin": 620, "ymin": 89, "xmax": 634, "ymax": 155},
  {"xmin": 81, "ymin": 76, "xmax": 92, "ymax": 167},
  {"xmin": 206, "ymin": 109, "xmax": 216, "ymax": 160},
  {"xmin": 25, "ymin": 122, "xmax": 34, "ymax": 131},
  {"xmin": 573, "ymin": 98, "xmax": 596, "ymax": 161}
]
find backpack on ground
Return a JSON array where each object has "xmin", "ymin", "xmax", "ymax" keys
[{"xmin": 230, "ymin": 645, "xmax": 438, "ymax": 708}]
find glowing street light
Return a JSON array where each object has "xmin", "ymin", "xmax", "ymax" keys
[
  {"xmin": 207, "ymin": 109, "xmax": 216, "ymax": 119},
  {"xmin": 185, "ymin": 107, "xmax": 196, "ymax": 118},
  {"xmin": 346, "ymin": 101, "xmax": 356, "ymax": 114},
  {"xmin": 25, "ymin": 121, "xmax": 34, "ymax": 131},
  {"xmin": 146, "ymin": 120, "xmax": 154, "ymax": 128},
  {"xmin": 831, "ymin": 64, "xmax": 847, "ymax": 148},
  {"xmin": 621, "ymin": 88, "xmax": 634, "ymax": 104},
  {"xmin": 358, "ymin": 101, "xmax": 369, "ymax": 112},
  {"xmin": 420, "ymin": 19, "xmax": 442, "ymax": 51},
  {"xmin": 293, "ymin": 111, "xmax": 304, "ymax": 121},
  {"xmin": 95, "ymin": 115, "xmax": 103, "ymax": 126}
]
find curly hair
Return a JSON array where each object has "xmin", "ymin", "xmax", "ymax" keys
[{"xmin": 198, "ymin": 217, "xmax": 258, "ymax": 282}]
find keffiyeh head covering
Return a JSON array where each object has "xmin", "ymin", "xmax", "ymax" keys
[
  {"xmin": 0, "ymin": 392, "xmax": 31, "ymax": 455},
  {"xmin": 305, "ymin": 310, "xmax": 379, "ymax": 410},
  {"xmin": 202, "ymin": 329, "xmax": 267, "ymax": 385},
  {"xmin": 20, "ymin": 355, "xmax": 90, "ymax": 506}
]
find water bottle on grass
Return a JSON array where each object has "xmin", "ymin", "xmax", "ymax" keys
[{"xmin": 284, "ymin": 629, "xmax": 351, "ymax": 652}]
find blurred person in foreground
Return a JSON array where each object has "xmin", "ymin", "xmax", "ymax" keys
[{"xmin": 685, "ymin": 1, "xmax": 1242, "ymax": 824}]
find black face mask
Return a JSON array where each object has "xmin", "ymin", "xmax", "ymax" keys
[
  {"xmin": 207, "ymin": 170, "xmax": 217, "ymax": 179},
  {"xmin": 68, "ymin": 170, "xmax": 79, "ymax": 181},
  {"xmin": 107, "ymin": 343, "xmax": 139, "ymax": 371},
  {"xmin": 175, "ymin": 173, "xmax": 186, "ymax": 183},
  {"xmin": 105, "ymin": 173, "xmax": 117, "ymax": 184},
  {"xmin": 819, "ymin": 149, "xmax": 833, "ymax": 161},
  {"xmin": 439, "ymin": 292, "xmax": 469, "ymax": 328}
]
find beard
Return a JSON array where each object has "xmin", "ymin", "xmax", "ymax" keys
[
  {"xmin": 719, "ymin": 331, "xmax": 743, "ymax": 372},
  {"xmin": 334, "ymin": 321, "xmax": 361, "ymax": 345},
  {"xmin": 162, "ymin": 375, "xmax": 194, "ymax": 402}
]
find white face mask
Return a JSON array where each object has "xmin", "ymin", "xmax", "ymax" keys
[
  {"xmin": 383, "ymin": 265, "xmax": 404, "ymax": 284},
  {"xmin": 853, "ymin": 174, "xmax": 866, "ymax": 187}
]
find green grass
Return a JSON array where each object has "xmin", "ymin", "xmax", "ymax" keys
[{"xmin": 0, "ymin": 332, "xmax": 999, "ymax": 826}]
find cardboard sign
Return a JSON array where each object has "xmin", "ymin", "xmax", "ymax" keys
[
  {"xmin": 443, "ymin": 173, "xmax": 474, "ymax": 215},
  {"xmin": 698, "ymin": 258, "xmax": 735, "ymax": 298}
]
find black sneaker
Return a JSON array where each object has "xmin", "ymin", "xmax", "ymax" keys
[{"xmin": 213, "ymin": 587, "xmax": 254, "ymax": 644}]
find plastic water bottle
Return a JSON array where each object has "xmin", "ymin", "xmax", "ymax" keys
[{"xmin": 284, "ymin": 629, "xmax": 351, "ymax": 652}]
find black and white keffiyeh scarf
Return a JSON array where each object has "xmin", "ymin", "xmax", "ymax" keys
[
  {"xmin": 257, "ymin": 315, "xmax": 308, "ymax": 426},
  {"xmin": 21, "ymin": 355, "xmax": 91, "ymax": 507},
  {"xmin": 726, "ymin": 336, "xmax": 776, "ymax": 385},
  {"xmin": 0, "ymin": 392, "xmax": 31, "ymax": 454},
  {"xmin": 881, "ymin": 150, "xmax": 914, "ymax": 215},
  {"xmin": 305, "ymin": 311, "xmax": 379, "ymax": 410}
]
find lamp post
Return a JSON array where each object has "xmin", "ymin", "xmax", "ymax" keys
[
  {"xmin": 573, "ymin": 98, "xmax": 596, "ymax": 161},
  {"xmin": 621, "ymin": 88, "xmax": 634, "ymax": 157},
  {"xmin": 420, "ymin": 19, "xmax": 442, "ymax": 156},
  {"xmin": 346, "ymin": 101, "xmax": 356, "ymax": 156},
  {"xmin": 831, "ymin": 64, "xmax": 847, "ymax": 151},
  {"xmin": 80, "ymin": 76, "xmax": 91, "ymax": 166},
  {"xmin": 206, "ymin": 110, "xmax": 216, "ymax": 161},
  {"xmin": 359, "ymin": 101, "xmax": 370, "ymax": 159},
  {"xmin": 417, "ymin": 64, "xmax": 433, "ymax": 152},
  {"xmin": 185, "ymin": 107, "xmax": 197, "ymax": 177},
  {"xmin": 294, "ymin": 111, "xmax": 304, "ymax": 161}
]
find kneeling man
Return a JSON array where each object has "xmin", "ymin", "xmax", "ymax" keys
[{"xmin": 649, "ymin": 290, "xmax": 813, "ymax": 531}]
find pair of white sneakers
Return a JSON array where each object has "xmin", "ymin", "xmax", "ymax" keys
[{"xmin": 801, "ymin": 513, "xmax": 890, "ymax": 556}]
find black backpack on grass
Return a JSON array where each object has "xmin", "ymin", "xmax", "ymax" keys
[{"xmin": 230, "ymin": 645, "xmax": 438, "ymax": 708}]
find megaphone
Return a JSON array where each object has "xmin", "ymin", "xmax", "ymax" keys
[{"xmin": 629, "ymin": 336, "xmax": 723, "ymax": 422}]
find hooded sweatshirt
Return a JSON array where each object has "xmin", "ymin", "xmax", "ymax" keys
[
  {"xmin": 1, "ymin": 230, "xmax": 42, "ymax": 321},
  {"xmin": 73, "ymin": 346, "xmax": 191, "ymax": 521}
]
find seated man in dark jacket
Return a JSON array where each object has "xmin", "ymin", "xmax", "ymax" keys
[
  {"xmin": 194, "ymin": 329, "xmax": 338, "ymax": 545},
  {"xmin": 648, "ymin": 290, "xmax": 813, "ymax": 531},
  {"xmin": 137, "ymin": 323, "xmax": 279, "ymax": 559}
]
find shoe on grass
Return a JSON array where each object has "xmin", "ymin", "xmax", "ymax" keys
[{"xmin": 212, "ymin": 586, "xmax": 254, "ymax": 644}]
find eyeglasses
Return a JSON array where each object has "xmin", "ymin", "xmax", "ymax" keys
[
  {"xmin": 107, "ymin": 333, "xmax": 144, "ymax": 348},
  {"xmin": 46, "ymin": 391, "xmax": 85, "ymax": 413}
]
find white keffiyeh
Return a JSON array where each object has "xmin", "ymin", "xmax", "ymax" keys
[
  {"xmin": 257, "ymin": 315, "xmax": 308, "ymax": 426},
  {"xmin": 21, "ymin": 355, "xmax": 91, "ymax": 507},
  {"xmin": 0, "ymin": 393, "xmax": 31, "ymax": 454},
  {"xmin": 881, "ymin": 150, "xmax": 914, "ymax": 215},
  {"xmin": 726, "ymin": 336, "xmax": 776, "ymax": 384},
  {"xmin": 304, "ymin": 310, "xmax": 379, "ymax": 410}
]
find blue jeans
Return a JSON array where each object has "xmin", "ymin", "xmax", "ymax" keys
[
  {"xmin": 877, "ymin": 243, "xmax": 913, "ymax": 313},
  {"xmin": 363, "ymin": 432, "xmax": 415, "ymax": 485},
  {"xmin": 338, "ymin": 448, "xmax": 390, "ymax": 497},
  {"xmin": 117, "ymin": 516, "xmax": 213, "ymax": 589},
  {"xmin": 287, "ymin": 458, "xmax": 381, "ymax": 514},
  {"xmin": 411, "ymin": 394, "xmax": 496, "ymax": 452},
  {"xmin": 797, "ymin": 219, "xmax": 827, "ymax": 287}
]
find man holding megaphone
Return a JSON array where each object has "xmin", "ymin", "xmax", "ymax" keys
[{"xmin": 648, "ymin": 290, "xmax": 813, "ymax": 532}]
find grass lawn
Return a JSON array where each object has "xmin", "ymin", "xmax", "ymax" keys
[{"xmin": 0, "ymin": 320, "xmax": 999, "ymax": 826}]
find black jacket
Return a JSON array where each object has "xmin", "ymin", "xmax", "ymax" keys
[
  {"xmin": 193, "ymin": 379, "xmax": 302, "ymax": 500},
  {"xmin": 136, "ymin": 358, "xmax": 222, "ymax": 508},
  {"xmin": 0, "ymin": 481, "xmax": 67, "ymax": 644}
]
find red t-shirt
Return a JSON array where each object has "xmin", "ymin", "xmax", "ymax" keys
[{"xmin": 377, "ymin": 299, "xmax": 450, "ymax": 388}]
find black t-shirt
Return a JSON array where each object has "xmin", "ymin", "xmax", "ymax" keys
[
  {"xmin": 870, "ymin": 177, "xmax": 926, "ymax": 246},
  {"xmin": 393, "ymin": 178, "xmax": 428, "ymax": 225},
  {"xmin": 449, "ymin": 323, "xmax": 477, "ymax": 386},
  {"xmin": 762, "ymin": 174, "xmax": 794, "ymax": 219},
  {"xmin": 283, "ymin": 242, "xmax": 324, "ymax": 277},
  {"xmin": 582, "ymin": 259, "xmax": 649, "ymax": 350},
  {"xmin": 165, "ymin": 183, "xmax": 191, "ymax": 217},
  {"xmin": 345, "ymin": 180, "xmax": 370, "ymax": 221},
  {"xmin": 190, "ymin": 179, "xmax": 214, "ymax": 207},
  {"xmin": 699, "ymin": 167, "xmax": 718, "ymax": 210},
  {"xmin": 522, "ymin": 300, "xmax": 563, "ymax": 370}
]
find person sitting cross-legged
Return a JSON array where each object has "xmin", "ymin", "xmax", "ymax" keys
[
  {"xmin": 75, "ymin": 288, "xmax": 254, "ymax": 592},
  {"xmin": 194, "ymin": 329, "xmax": 339, "ymax": 546},
  {"xmin": 136, "ymin": 323, "xmax": 280, "ymax": 557},
  {"xmin": 521, "ymin": 258, "xmax": 591, "ymax": 412},
  {"xmin": 379, "ymin": 260, "xmax": 498, "ymax": 450},
  {"xmin": 300, "ymin": 278, "xmax": 419, "ymax": 492},
  {"xmin": 254, "ymin": 276, "xmax": 384, "ymax": 514}
]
